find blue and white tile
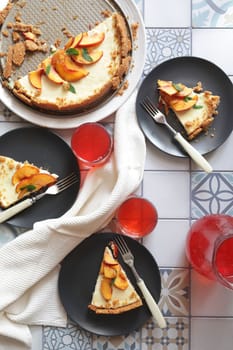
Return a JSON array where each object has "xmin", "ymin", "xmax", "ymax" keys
[
  {"xmin": 92, "ymin": 330, "xmax": 141, "ymax": 350},
  {"xmin": 144, "ymin": 28, "xmax": 191, "ymax": 75},
  {"xmin": 191, "ymin": 172, "xmax": 233, "ymax": 218},
  {"xmin": 192, "ymin": 0, "xmax": 233, "ymax": 27}
]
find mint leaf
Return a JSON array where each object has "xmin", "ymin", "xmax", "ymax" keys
[
  {"xmin": 45, "ymin": 64, "xmax": 51, "ymax": 75},
  {"xmin": 193, "ymin": 104, "xmax": 203, "ymax": 109},
  {"xmin": 66, "ymin": 48, "xmax": 79, "ymax": 56},
  {"xmin": 20, "ymin": 184, "xmax": 37, "ymax": 192},
  {"xmin": 69, "ymin": 84, "xmax": 76, "ymax": 94},
  {"xmin": 82, "ymin": 48, "xmax": 93, "ymax": 62},
  {"xmin": 184, "ymin": 96, "xmax": 192, "ymax": 102},
  {"xmin": 172, "ymin": 83, "xmax": 182, "ymax": 92}
]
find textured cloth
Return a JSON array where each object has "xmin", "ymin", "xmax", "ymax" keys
[{"xmin": 0, "ymin": 92, "xmax": 146, "ymax": 349}]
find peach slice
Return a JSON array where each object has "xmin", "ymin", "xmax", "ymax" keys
[
  {"xmin": 114, "ymin": 270, "xmax": 128, "ymax": 290},
  {"xmin": 72, "ymin": 48, "xmax": 103, "ymax": 65},
  {"xmin": 28, "ymin": 69, "xmax": 43, "ymax": 89},
  {"xmin": 12, "ymin": 165, "xmax": 39, "ymax": 185},
  {"xmin": 78, "ymin": 31, "xmax": 105, "ymax": 47},
  {"xmin": 51, "ymin": 49, "xmax": 88, "ymax": 82},
  {"xmin": 103, "ymin": 250, "xmax": 118, "ymax": 266},
  {"xmin": 157, "ymin": 80, "xmax": 178, "ymax": 96},
  {"xmin": 64, "ymin": 33, "xmax": 83, "ymax": 50},
  {"xmin": 176, "ymin": 86, "xmax": 193, "ymax": 97},
  {"xmin": 170, "ymin": 95, "xmax": 198, "ymax": 112},
  {"xmin": 40, "ymin": 57, "xmax": 65, "ymax": 84},
  {"xmin": 16, "ymin": 173, "xmax": 56, "ymax": 194},
  {"xmin": 100, "ymin": 277, "xmax": 112, "ymax": 301},
  {"xmin": 103, "ymin": 265, "xmax": 117, "ymax": 279}
]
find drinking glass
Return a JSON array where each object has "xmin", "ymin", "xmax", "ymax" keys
[
  {"xmin": 71, "ymin": 122, "xmax": 113, "ymax": 168},
  {"xmin": 115, "ymin": 196, "xmax": 158, "ymax": 239},
  {"xmin": 186, "ymin": 214, "xmax": 233, "ymax": 289}
]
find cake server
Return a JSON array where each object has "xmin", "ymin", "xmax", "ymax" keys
[
  {"xmin": 140, "ymin": 97, "xmax": 213, "ymax": 173},
  {"xmin": 114, "ymin": 235, "xmax": 167, "ymax": 329},
  {"xmin": 0, "ymin": 173, "xmax": 79, "ymax": 223}
]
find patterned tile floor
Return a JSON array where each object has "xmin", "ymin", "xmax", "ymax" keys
[{"xmin": 1, "ymin": 0, "xmax": 233, "ymax": 349}]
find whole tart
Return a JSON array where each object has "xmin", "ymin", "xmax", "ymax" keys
[
  {"xmin": 88, "ymin": 243, "xmax": 142, "ymax": 314},
  {"xmin": 11, "ymin": 12, "xmax": 132, "ymax": 113}
]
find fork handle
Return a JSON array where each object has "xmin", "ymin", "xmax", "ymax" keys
[
  {"xmin": 0, "ymin": 198, "xmax": 33, "ymax": 223},
  {"xmin": 137, "ymin": 279, "xmax": 167, "ymax": 328},
  {"xmin": 174, "ymin": 132, "xmax": 213, "ymax": 173}
]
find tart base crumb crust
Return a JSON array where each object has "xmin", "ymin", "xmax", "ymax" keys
[{"xmin": 12, "ymin": 13, "xmax": 132, "ymax": 113}]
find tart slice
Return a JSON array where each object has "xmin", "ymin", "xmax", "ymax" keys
[
  {"xmin": 157, "ymin": 80, "xmax": 220, "ymax": 140},
  {"xmin": 88, "ymin": 242, "xmax": 142, "ymax": 314},
  {"xmin": 0, "ymin": 155, "xmax": 57, "ymax": 208}
]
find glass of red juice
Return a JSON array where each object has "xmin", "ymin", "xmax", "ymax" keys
[
  {"xmin": 115, "ymin": 196, "xmax": 158, "ymax": 239},
  {"xmin": 186, "ymin": 214, "xmax": 233, "ymax": 289},
  {"xmin": 71, "ymin": 122, "xmax": 112, "ymax": 168}
]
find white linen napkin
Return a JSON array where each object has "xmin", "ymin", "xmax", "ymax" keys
[{"xmin": 0, "ymin": 91, "xmax": 146, "ymax": 350}]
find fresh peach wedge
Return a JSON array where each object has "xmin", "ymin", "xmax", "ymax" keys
[
  {"xmin": 78, "ymin": 31, "xmax": 105, "ymax": 47},
  {"xmin": 12, "ymin": 165, "xmax": 39, "ymax": 185},
  {"xmin": 103, "ymin": 265, "xmax": 117, "ymax": 279},
  {"xmin": 114, "ymin": 270, "xmax": 128, "ymax": 290},
  {"xmin": 103, "ymin": 249, "xmax": 118, "ymax": 266},
  {"xmin": 16, "ymin": 173, "xmax": 56, "ymax": 196},
  {"xmin": 64, "ymin": 33, "xmax": 83, "ymax": 50},
  {"xmin": 170, "ymin": 95, "xmax": 198, "ymax": 112},
  {"xmin": 72, "ymin": 48, "xmax": 103, "ymax": 65},
  {"xmin": 100, "ymin": 277, "xmax": 112, "ymax": 301},
  {"xmin": 40, "ymin": 57, "xmax": 65, "ymax": 84},
  {"xmin": 157, "ymin": 80, "xmax": 178, "ymax": 96},
  {"xmin": 28, "ymin": 68, "xmax": 43, "ymax": 89},
  {"xmin": 51, "ymin": 49, "xmax": 88, "ymax": 82},
  {"xmin": 176, "ymin": 86, "xmax": 193, "ymax": 97}
]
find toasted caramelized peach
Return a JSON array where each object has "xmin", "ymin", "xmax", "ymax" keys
[
  {"xmin": 100, "ymin": 277, "xmax": 112, "ymax": 301},
  {"xmin": 176, "ymin": 86, "xmax": 193, "ymax": 97},
  {"xmin": 70, "ymin": 33, "xmax": 83, "ymax": 48},
  {"xmin": 16, "ymin": 173, "xmax": 56, "ymax": 194},
  {"xmin": 12, "ymin": 165, "xmax": 39, "ymax": 185},
  {"xmin": 51, "ymin": 49, "xmax": 88, "ymax": 82},
  {"xmin": 78, "ymin": 32, "xmax": 105, "ymax": 47},
  {"xmin": 72, "ymin": 48, "xmax": 103, "ymax": 65},
  {"xmin": 28, "ymin": 69, "xmax": 43, "ymax": 89}
]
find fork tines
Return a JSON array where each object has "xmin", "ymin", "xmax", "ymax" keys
[
  {"xmin": 114, "ymin": 235, "xmax": 131, "ymax": 255},
  {"xmin": 57, "ymin": 173, "xmax": 79, "ymax": 191},
  {"xmin": 140, "ymin": 97, "xmax": 159, "ymax": 116}
]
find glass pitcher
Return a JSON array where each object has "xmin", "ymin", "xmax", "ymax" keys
[{"xmin": 186, "ymin": 214, "xmax": 233, "ymax": 289}]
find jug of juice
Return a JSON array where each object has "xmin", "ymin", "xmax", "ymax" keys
[{"xmin": 186, "ymin": 214, "xmax": 233, "ymax": 289}]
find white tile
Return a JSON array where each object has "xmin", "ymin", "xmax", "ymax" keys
[
  {"xmin": 192, "ymin": 29, "xmax": 233, "ymax": 75},
  {"xmin": 145, "ymin": 140, "xmax": 189, "ymax": 171},
  {"xmin": 191, "ymin": 270, "xmax": 233, "ymax": 316},
  {"xmin": 143, "ymin": 171, "xmax": 190, "ymax": 218},
  {"xmin": 144, "ymin": 0, "xmax": 191, "ymax": 27},
  {"xmin": 143, "ymin": 219, "xmax": 190, "ymax": 267},
  {"xmin": 191, "ymin": 318, "xmax": 233, "ymax": 350},
  {"xmin": 192, "ymin": 131, "xmax": 233, "ymax": 171}
]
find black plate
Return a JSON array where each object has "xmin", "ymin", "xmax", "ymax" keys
[
  {"xmin": 136, "ymin": 56, "xmax": 233, "ymax": 157},
  {"xmin": 0, "ymin": 127, "xmax": 80, "ymax": 228},
  {"xmin": 58, "ymin": 232, "xmax": 161, "ymax": 336}
]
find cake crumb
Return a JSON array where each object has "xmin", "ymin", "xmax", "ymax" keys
[
  {"xmin": 12, "ymin": 42, "xmax": 26, "ymax": 66},
  {"xmin": 3, "ymin": 45, "xmax": 13, "ymax": 79}
]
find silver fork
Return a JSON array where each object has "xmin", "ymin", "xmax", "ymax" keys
[
  {"xmin": 0, "ymin": 173, "xmax": 79, "ymax": 223},
  {"xmin": 114, "ymin": 234, "xmax": 167, "ymax": 329},
  {"xmin": 140, "ymin": 97, "xmax": 213, "ymax": 173}
]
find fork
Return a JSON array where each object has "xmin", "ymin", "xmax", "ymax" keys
[
  {"xmin": 140, "ymin": 97, "xmax": 213, "ymax": 173},
  {"xmin": 114, "ymin": 234, "xmax": 167, "ymax": 329},
  {"xmin": 0, "ymin": 173, "xmax": 79, "ymax": 223}
]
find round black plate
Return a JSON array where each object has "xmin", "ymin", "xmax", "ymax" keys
[
  {"xmin": 58, "ymin": 232, "xmax": 161, "ymax": 336},
  {"xmin": 0, "ymin": 127, "xmax": 80, "ymax": 228},
  {"xmin": 136, "ymin": 56, "xmax": 233, "ymax": 157}
]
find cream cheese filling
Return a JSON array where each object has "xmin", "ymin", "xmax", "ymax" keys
[{"xmin": 14, "ymin": 16, "xmax": 120, "ymax": 106}]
